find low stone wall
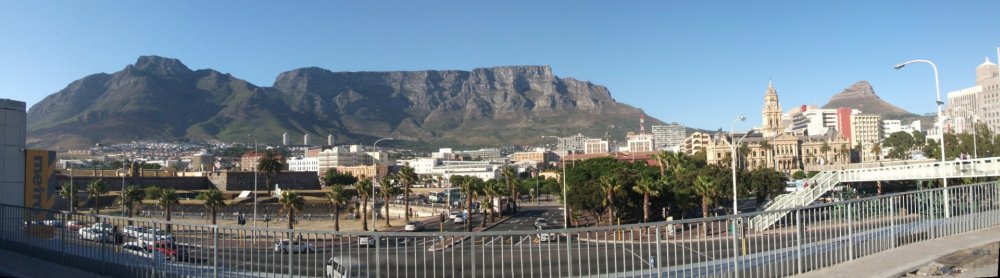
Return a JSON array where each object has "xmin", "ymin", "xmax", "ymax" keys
[
  {"xmin": 55, "ymin": 175, "xmax": 212, "ymax": 191},
  {"xmin": 206, "ymin": 171, "xmax": 320, "ymax": 191}
]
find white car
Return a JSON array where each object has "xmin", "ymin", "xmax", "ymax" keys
[
  {"xmin": 121, "ymin": 242, "xmax": 169, "ymax": 261},
  {"xmin": 79, "ymin": 228, "xmax": 111, "ymax": 242},
  {"xmin": 453, "ymin": 216, "xmax": 465, "ymax": 224},
  {"xmin": 326, "ymin": 256, "xmax": 365, "ymax": 277},
  {"xmin": 534, "ymin": 218, "xmax": 548, "ymax": 228},
  {"xmin": 91, "ymin": 223, "xmax": 116, "ymax": 233},
  {"xmin": 123, "ymin": 226, "xmax": 148, "ymax": 238},
  {"xmin": 137, "ymin": 229, "xmax": 175, "ymax": 245},
  {"xmin": 359, "ymin": 236, "xmax": 375, "ymax": 248},
  {"xmin": 274, "ymin": 239, "xmax": 315, "ymax": 253},
  {"xmin": 404, "ymin": 221, "xmax": 423, "ymax": 232},
  {"xmin": 448, "ymin": 212, "xmax": 460, "ymax": 220}
]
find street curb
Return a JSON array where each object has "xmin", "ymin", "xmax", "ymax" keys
[{"xmin": 427, "ymin": 215, "xmax": 514, "ymax": 252}]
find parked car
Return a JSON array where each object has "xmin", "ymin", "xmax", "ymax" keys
[
  {"xmin": 453, "ymin": 216, "xmax": 465, "ymax": 224},
  {"xmin": 78, "ymin": 228, "xmax": 111, "ymax": 242},
  {"xmin": 66, "ymin": 221, "xmax": 87, "ymax": 231},
  {"xmin": 404, "ymin": 221, "xmax": 423, "ymax": 232},
  {"xmin": 123, "ymin": 226, "xmax": 148, "ymax": 238},
  {"xmin": 448, "ymin": 212, "xmax": 460, "ymax": 220},
  {"xmin": 148, "ymin": 241, "xmax": 189, "ymax": 261},
  {"xmin": 326, "ymin": 256, "xmax": 365, "ymax": 277},
  {"xmin": 41, "ymin": 220, "xmax": 64, "ymax": 227},
  {"xmin": 137, "ymin": 229, "xmax": 174, "ymax": 245},
  {"xmin": 90, "ymin": 223, "xmax": 116, "ymax": 233},
  {"xmin": 122, "ymin": 242, "xmax": 168, "ymax": 261},
  {"xmin": 273, "ymin": 239, "xmax": 315, "ymax": 253}
]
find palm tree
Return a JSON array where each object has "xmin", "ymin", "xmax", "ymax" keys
[
  {"xmin": 279, "ymin": 191, "xmax": 305, "ymax": 230},
  {"xmin": 839, "ymin": 144, "xmax": 850, "ymax": 163},
  {"xmin": 59, "ymin": 182, "xmax": 77, "ymax": 213},
  {"xmin": 86, "ymin": 179, "xmax": 107, "ymax": 215},
  {"xmin": 326, "ymin": 184, "xmax": 348, "ymax": 231},
  {"xmin": 323, "ymin": 169, "xmax": 357, "ymax": 231},
  {"xmin": 693, "ymin": 176, "xmax": 719, "ymax": 219},
  {"xmin": 501, "ymin": 166, "xmax": 519, "ymax": 213},
  {"xmin": 871, "ymin": 144, "xmax": 882, "ymax": 162},
  {"xmin": 257, "ymin": 149, "xmax": 283, "ymax": 196},
  {"xmin": 598, "ymin": 175, "xmax": 622, "ymax": 225},
  {"xmin": 196, "ymin": 189, "xmax": 226, "ymax": 225},
  {"xmin": 379, "ymin": 175, "xmax": 400, "ymax": 227},
  {"xmin": 458, "ymin": 177, "xmax": 480, "ymax": 231},
  {"xmin": 820, "ymin": 141, "xmax": 831, "ymax": 164},
  {"xmin": 652, "ymin": 151, "xmax": 670, "ymax": 177},
  {"xmin": 759, "ymin": 140, "xmax": 773, "ymax": 168},
  {"xmin": 485, "ymin": 179, "xmax": 508, "ymax": 222},
  {"xmin": 158, "ymin": 188, "xmax": 179, "ymax": 233},
  {"xmin": 356, "ymin": 179, "xmax": 373, "ymax": 231},
  {"xmin": 396, "ymin": 166, "xmax": 417, "ymax": 222},
  {"xmin": 118, "ymin": 185, "xmax": 144, "ymax": 219},
  {"xmin": 632, "ymin": 175, "xmax": 661, "ymax": 223}
]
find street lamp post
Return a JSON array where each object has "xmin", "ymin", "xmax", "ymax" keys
[
  {"xmin": 895, "ymin": 59, "xmax": 950, "ymax": 217},
  {"xmin": 729, "ymin": 115, "xmax": 747, "ymax": 216},
  {"xmin": 372, "ymin": 138, "xmax": 393, "ymax": 232},
  {"xmin": 96, "ymin": 143, "xmax": 127, "ymax": 217},
  {"xmin": 248, "ymin": 134, "xmax": 259, "ymax": 228}
]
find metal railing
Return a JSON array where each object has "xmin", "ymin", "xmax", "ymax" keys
[{"xmin": 2, "ymin": 182, "xmax": 999, "ymax": 277}]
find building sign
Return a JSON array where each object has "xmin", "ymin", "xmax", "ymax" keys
[{"xmin": 24, "ymin": 149, "xmax": 58, "ymax": 219}]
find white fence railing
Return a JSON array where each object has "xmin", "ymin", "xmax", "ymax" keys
[{"xmin": 2, "ymin": 182, "xmax": 999, "ymax": 277}]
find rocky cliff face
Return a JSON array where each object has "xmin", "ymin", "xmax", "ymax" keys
[{"xmin": 27, "ymin": 56, "xmax": 657, "ymax": 148}]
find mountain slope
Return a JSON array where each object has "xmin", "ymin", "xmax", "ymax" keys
[
  {"xmin": 27, "ymin": 56, "xmax": 660, "ymax": 148},
  {"xmin": 821, "ymin": 81, "xmax": 912, "ymax": 118}
]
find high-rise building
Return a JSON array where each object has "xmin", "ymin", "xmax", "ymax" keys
[
  {"xmin": 282, "ymin": 132, "xmax": 288, "ymax": 146},
  {"xmin": 0, "ymin": 99, "xmax": 25, "ymax": 206},
  {"xmin": 945, "ymin": 55, "xmax": 1000, "ymax": 137},
  {"xmin": 651, "ymin": 123, "xmax": 686, "ymax": 151},
  {"xmin": 303, "ymin": 134, "xmax": 310, "ymax": 146},
  {"xmin": 557, "ymin": 134, "xmax": 587, "ymax": 153},
  {"xmin": 882, "ymin": 120, "xmax": 922, "ymax": 139},
  {"xmin": 682, "ymin": 132, "xmax": 712, "ymax": 155},
  {"xmin": 583, "ymin": 138, "xmax": 610, "ymax": 154},
  {"xmin": 851, "ymin": 114, "xmax": 883, "ymax": 162},
  {"xmin": 762, "ymin": 81, "xmax": 784, "ymax": 138},
  {"xmin": 327, "ymin": 134, "xmax": 334, "ymax": 146},
  {"xmin": 627, "ymin": 133, "xmax": 655, "ymax": 153}
]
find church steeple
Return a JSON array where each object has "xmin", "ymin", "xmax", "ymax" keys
[{"xmin": 762, "ymin": 80, "xmax": 783, "ymax": 137}]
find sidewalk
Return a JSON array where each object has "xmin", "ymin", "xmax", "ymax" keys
[
  {"xmin": 794, "ymin": 226, "xmax": 1000, "ymax": 278},
  {"xmin": 0, "ymin": 248, "xmax": 108, "ymax": 278}
]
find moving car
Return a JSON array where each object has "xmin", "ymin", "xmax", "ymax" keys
[
  {"xmin": 536, "ymin": 226, "xmax": 558, "ymax": 242},
  {"xmin": 534, "ymin": 218, "xmax": 548, "ymax": 228},
  {"xmin": 66, "ymin": 221, "xmax": 87, "ymax": 231},
  {"xmin": 274, "ymin": 239, "xmax": 316, "ymax": 253},
  {"xmin": 404, "ymin": 221, "xmax": 423, "ymax": 232},
  {"xmin": 91, "ymin": 223, "xmax": 116, "ymax": 233},
  {"xmin": 326, "ymin": 256, "xmax": 366, "ymax": 277},
  {"xmin": 453, "ymin": 216, "xmax": 465, "ymax": 224},
  {"xmin": 122, "ymin": 242, "xmax": 168, "ymax": 261},
  {"xmin": 137, "ymin": 229, "xmax": 175, "ymax": 245},
  {"xmin": 124, "ymin": 226, "xmax": 148, "ymax": 238},
  {"xmin": 358, "ymin": 236, "xmax": 375, "ymax": 248}
]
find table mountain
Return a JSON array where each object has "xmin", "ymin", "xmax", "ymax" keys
[{"xmin": 27, "ymin": 56, "xmax": 660, "ymax": 149}]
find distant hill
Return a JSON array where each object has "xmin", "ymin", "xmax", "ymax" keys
[
  {"xmin": 27, "ymin": 56, "xmax": 663, "ymax": 149},
  {"xmin": 822, "ymin": 81, "xmax": 913, "ymax": 118}
]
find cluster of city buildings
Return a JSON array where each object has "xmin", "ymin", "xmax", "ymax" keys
[{"xmin": 944, "ymin": 57, "xmax": 1000, "ymax": 136}]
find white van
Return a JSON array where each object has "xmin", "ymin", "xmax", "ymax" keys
[{"xmin": 326, "ymin": 256, "xmax": 366, "ymax": 277}]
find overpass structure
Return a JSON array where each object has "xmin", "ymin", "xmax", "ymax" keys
[
  {"xmin": 0, "ymin": 166, "xmax": 998, "ymax": 277},
  {"xmin": 752, "ymin": 157, "xmax": 1000, "ymax": 231}
]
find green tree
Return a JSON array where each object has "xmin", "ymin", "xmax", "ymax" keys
[
  {"xmin": 748, "ymin": 168, "xmax": 788, "ymax": 205},
  {"xmin": 632, "ymin": 175, "xmax": 660, "ymax": 223},
  {"xmin": 86, "ymin": 179, "xmax": 107, "ymax": 215},
  {"xmin": 144, "ymin": 185, "xmax": 162, "ymax": 200},
  {"xmin": 839, "ymin": 143, "xmax": 851, "ymax": 163},
  {"xmin": 196, "ymin": 189, "xmax": 226, "ymax": 225},
  {"xmin": 158, "ymin": 188, "xmax": 179, "ymax": 233},
  {"xmin": 820, "ymin": 141, "xmax": 831, "ymax": 163},
  {"xmin": 323, "ymin": 168, "xmax": 358, "ymax": 188},
  {"xmin": 693, "ymin": 175, "xmax": 719, "ymax": 219},
  {"xmin": 396, "ymin": 166, "xmax": 418, "ymax": 222},
  {"xmin": 59, "ymin": 182, "xmax": 77, "ymax": 213},
  {"xmin": 457, "ymin": 176, "xmax": 481, "ymax": 231},
  {"xmin": 279, "ymin": 191, "xmax": 305, "ymax": 230},
  {"xmin": 326, "ymin": 184, "xmax": 353, "ymax": 231},
  {"xmin": 791, "ymin": 170, "xmax": 806, "ymax": 180},
  {"xmin": 483, "ymin": 179, "xmax": 508, "ymax": 222},
  {"xmin": 379, "ymin": 175, "xmax": 401, "ymax": 227},
  {"xmin": 118, "ymin": 185, "xmax": 144, "ymax": 219},
  {"xmin": 501, "ymin": 166, "xmax": 520, "ymax": 213},
  {"xmin": 256, "ymin": 149, "xmax": 283, "ymax": 195},
  {"xmin": 870, "ymin": 143, "xmax": 882, "ymax": 161},
  {"xmin": 356, "ymin": 178, "xmax": 373, "ymax": 231},
  {"xmin": 598, "ymin": 175, "xmax": 622, "ymax": 225}
]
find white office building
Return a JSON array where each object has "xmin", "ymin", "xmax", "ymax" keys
[{"xmin": 287, "ymin": 157, "xmax": 319, "ymax": 172}]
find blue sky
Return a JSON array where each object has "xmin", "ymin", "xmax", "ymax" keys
[{"xmin": 2, "ymin": 1, "xmax": 999, "ymax": 131}]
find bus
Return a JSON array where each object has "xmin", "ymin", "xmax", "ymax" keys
[{"xmin": 429, "ymin": 188, "xmax": 462, "ymax": 204}]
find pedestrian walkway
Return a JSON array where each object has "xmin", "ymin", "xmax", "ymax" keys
[
  {"xmin": 794, "ymin": 226, "xmax": 1000, "ymax": 278},
  {"xmin": 0, "ymin": 248, "xmax": 108, "ymax": 278}
]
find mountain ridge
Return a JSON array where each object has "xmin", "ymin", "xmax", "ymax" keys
[{"xmin": 27, "ymin": 56, "xmax": 661, "ymax": 149}]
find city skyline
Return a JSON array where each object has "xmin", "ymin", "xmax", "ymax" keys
[{"xmin": 2, "ymin": 1, "xmax": 1000, "ymax": 131}]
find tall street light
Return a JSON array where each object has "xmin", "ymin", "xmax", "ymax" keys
[
  {"xmin": 95, "ymin": 143, "xmax": 127, "ymax": 217},
  {"xmin": 895, "ymin": 59, "xmax": 950, "ymax": 217},
  {"xmin": 541, "ymin": 135, "xmax": 568, "ymax": 229},
  {"xmin": 372, "ymin": 138, "xmax": 393, "ymax": 232},
  {"xmin": 729, "ymin": 115, "xmax": 747, "ymax": 216},
  {"xmin": 248, "ymin": 133, "xmax": 258, "ymax": 228}
]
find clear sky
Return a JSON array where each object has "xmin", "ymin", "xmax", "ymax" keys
[{"xmin": 2, "ymin": 1, "xmax": 1000, "ymax": 131}]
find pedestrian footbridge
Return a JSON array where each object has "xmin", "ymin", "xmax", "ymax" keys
[{"xmin": 753, "ymin": 157, "xmax": 1000, "ymax": 231}]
